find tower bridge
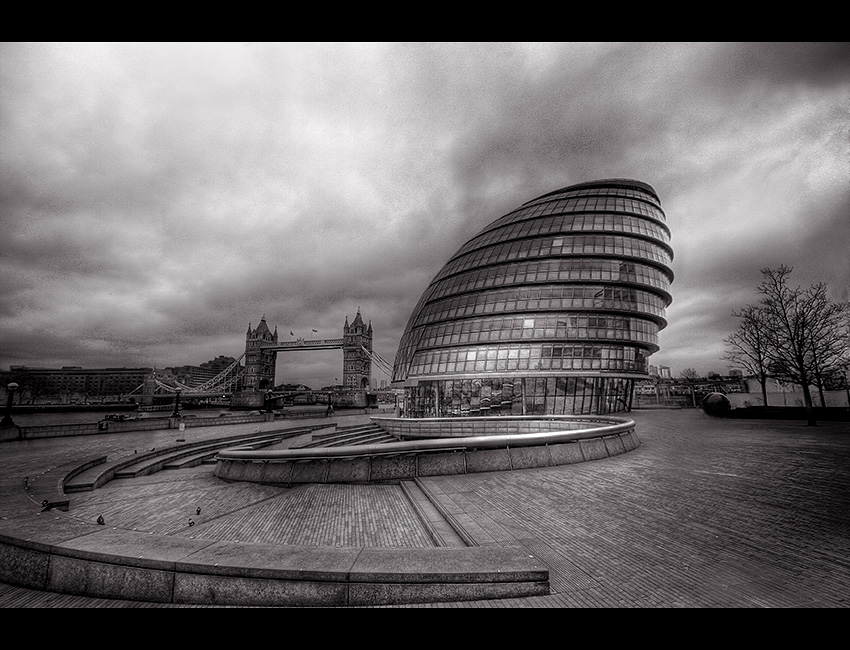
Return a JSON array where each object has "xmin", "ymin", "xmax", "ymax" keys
[
  {"xmin": 137, "ymin": 309, "xmax": 386, "ymax": 409},
  {"xmin": 270, "ymin": 338, "xmax": 345, "ymax": 351}
]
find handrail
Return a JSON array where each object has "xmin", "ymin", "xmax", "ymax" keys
[{"xmin": 216, "ymin": 415, "xmax": 635, "ymax": 461}]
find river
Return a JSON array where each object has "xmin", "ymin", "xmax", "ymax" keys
[
  {"xmin": 6, "ymin": 408, "xmax": 232, "ymax": 427},
  {"xmin": 6, "ymin": 404, "xmax": 385, "ymax": 428}
]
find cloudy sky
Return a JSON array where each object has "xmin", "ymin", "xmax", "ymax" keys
[{"xmin": 1, "ymin": 42, "xmax": 848, "ymax": 387}]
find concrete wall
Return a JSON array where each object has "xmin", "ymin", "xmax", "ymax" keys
[
  {"xmin": 727, "ymin": 389, "xmax": 849, "ymax": 409},
  {"xmin": 215, "ymin": 423, "xmax": 641, "ymax": 486},
  {"xmin": 1, "ymin": 407, "xmax": 388, "ymax": 443},
  {"xmin": 0, "ymin": 523, "xmax": 548, "ymax": 607},
  {"xmin": 370, "ymin": 415, "xmax": 615, "ymax": 439},
  {"xmin": 3, "ymin": 412, "xmax": 277, "ymax": 442}
]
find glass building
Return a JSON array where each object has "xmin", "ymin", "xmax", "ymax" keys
[{"xmin": 392, "ymin": 178, "xmax": 673, "ymax": 417}]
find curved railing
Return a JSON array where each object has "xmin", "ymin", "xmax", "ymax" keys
[
  {"xmin": 216, "ymin": 415, "xmax": 635, "ymax": 461},
  {"xmin": 214, "ymin": 415, "xmax": 639, "ymax": 485}
]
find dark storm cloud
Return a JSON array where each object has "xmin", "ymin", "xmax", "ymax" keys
[
  {"xmin": 1, "ymin": 42, "xmax": 847, "ymax": 385},
  {"xmin": 697, "ymin": 42, "xmax": 850, "ymax": 91}
]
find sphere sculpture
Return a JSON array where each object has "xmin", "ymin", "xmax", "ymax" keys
[
  {"xmin": 392, "ymin": 178, "xmax": 674, "ymax": 418},
  {"xmin": 702, "ymin": 392, "xmax": 732, "ymax": 417}
]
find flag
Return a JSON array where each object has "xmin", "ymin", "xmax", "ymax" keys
[
  {"xmin": 290, "ymin": 331, "xmax": 294, "ymax": 336},
  {"xmin": 312, "ymin": 329, "xmax": 318, "ymax": 333}
]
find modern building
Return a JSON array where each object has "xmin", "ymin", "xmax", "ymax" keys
[{"xmin": 391, "ymin": 178, "xmax": 674, "ymax": 417}]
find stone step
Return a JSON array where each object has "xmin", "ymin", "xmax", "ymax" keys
[
  {"xmin": 313, "ymin": 423, "xmax": 384, "ymax": 439},
  {"xmin": 302, "ymin": 429, "xmax": 395, "ymax": 448},
  {"xmin": 65, "ymin": 425, "xmax": 326, "ymax": 490},
  {"xmin": 162, "ymin": 434, "xmax": 299, "ymax": 470}
]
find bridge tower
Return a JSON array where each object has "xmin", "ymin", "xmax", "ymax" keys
[
  {"xmin": 244, "ymin": 316, "xmax": 278, "ymax": 392},
  {"xmin": 343, "ymin": 309, "xmax": 372, "ymax": 390},
  {"xmin": 140, "ymin": 371, "xmax": 158, "ymax": 406}
]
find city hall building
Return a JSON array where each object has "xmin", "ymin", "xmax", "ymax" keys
[{"xmin": 391, "ymin": 178, "xmax": 673, "ymax": 417}]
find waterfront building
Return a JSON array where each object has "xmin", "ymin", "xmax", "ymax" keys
[
  {"xmin": 166, "ymin": 356, "xmax": 240, "ymax": 388},
  {"xmin": 1, "ymin": 355, "xmax": 242, "ymax": 405},
  {"xmin": 392, "ymin": 178, "xmax": 674, "ymax": 417},
  {"xmin": 1, "ymin": 366, "xmax": 153, "ymax": 404}
]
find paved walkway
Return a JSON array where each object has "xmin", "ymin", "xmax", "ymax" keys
[{"xmin": 1, "ymin": 409, "xmax": 848, "ymax": 607}]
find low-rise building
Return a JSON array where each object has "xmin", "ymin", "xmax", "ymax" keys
[{"xmin": 1, "ymin": 366, "xmax": 152, "ymax": 404}]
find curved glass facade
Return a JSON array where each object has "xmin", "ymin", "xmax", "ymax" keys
[{"xmin": 392, "ymin": 178, "xmax": 673, "ymax": 417}]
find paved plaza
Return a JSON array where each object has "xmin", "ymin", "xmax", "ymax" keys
[{"xmin": 1, "ymin": 408, "xmax": 848, "ymax": 608}]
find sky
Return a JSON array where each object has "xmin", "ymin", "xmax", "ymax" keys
[{"xmin": 1, "ymin": 42, "xmax": 848, "ymax": 388}]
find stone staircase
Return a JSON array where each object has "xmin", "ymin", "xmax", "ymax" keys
[
  {"xmin": 300, "ymin": 422, "xmax": 397, "ymax": 448},
  {"xmin": 63, "ymin": 424, "xmax": 328, "ymax": 491}
]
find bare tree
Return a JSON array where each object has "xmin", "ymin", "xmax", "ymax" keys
[
  {"xmin": 804, "ymin": 284, "xmax": 850, "ymax": 405},
  {"xmin": 679, "ymin": 367, "xmax": 699, "ymax": 407},
  {"xmin": 11, "ymin": 374, "xmax": 51, "ymax": 405},
  {"xmin": 680, "ymin": 368, "xmax": 699, "ymax": 381},
  {"xmin": 756, "ymin": 266, "xmax": 849, "ymax": 426},
  {"xmin": 723, "ymin": 304, "xmax": 772, "ymax": 407}
]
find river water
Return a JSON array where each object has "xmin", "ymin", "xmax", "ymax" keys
[
  {"xmin": 8, "ymin": 408, "xmax": 234, "ymax": 427},
  {"xmin": 7, "ymin": 404, "xmax": 379, "ymax": 428}
]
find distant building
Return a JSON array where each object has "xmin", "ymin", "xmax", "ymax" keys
[
  {"xmin": 277, "ymin": 383, "xmax": 312, "ymax": 392},
  {"xmin": 1, "ymin": 365, "xmax": 153, "ymax": 404},
  {"xmin": 166, "ymin": 356, "xmax": 239, "ymax": 388},
  {"xmin": 632, "ymin": 371, "xmax": 746, "ymax": 408},
  {"xmin": 1, "ymin": 354, "xmax": 244, "ymax": 405},
  {"xmin": 633, "ymin": 379, "xmax": 658, "ymax": 395}
]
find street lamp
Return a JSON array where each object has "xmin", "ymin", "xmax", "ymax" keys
[
  {"xmin": 171, "ymin": 388, "xmax": 182, "ymax": 418},
  {"xmin": 1, "ymin": 382, "xmax": 18, "ymax": 428}
]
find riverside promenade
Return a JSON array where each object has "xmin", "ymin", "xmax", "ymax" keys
[{"xmin": 1, "ymin": 408, "xmax": 848, "ymax": 608}]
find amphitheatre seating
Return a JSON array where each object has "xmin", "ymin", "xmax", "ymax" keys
[
  {"xmin": 4, "ymin": 413, "xmax": 645, "ymax": 606},
  {"xmin": 160, "ymin": 432, "xmax": 309, "ymax": 470},
  {"xmin": 0, "ymin": 513, "xmax": 549, "ymax": 606},
  {"xmin": 24, "ymin": 455, "xmax": 108, "ymax": 512},
  {"xmin": 111, "ymin": 428, "xmax": 320, "ymax": 480},
  {"xmin": 0, "ymin": 418, "xmax": 551, "ymax": 607},
  {"xmin": 64, "ymin": 424, "xmax": 332, "ymax": 491},
  {"xmin": 303, "ymin": 422, "xmax": 397, "ymax": 448},
  {"xmin": 216, "ymin": 415, "xmax": 640, "ymax": 486}
]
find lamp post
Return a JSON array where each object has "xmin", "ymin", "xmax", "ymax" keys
[
  {"xmin": 1, "ymin": 382, "xmax": 18, "ymax": 428},
  {"xmin": 171, "ymin": 388, "xmax": 182, "ymax": 418},
  {"xmin": 844, "ymin": 368, "xmax": 850, "ymax": 408}
]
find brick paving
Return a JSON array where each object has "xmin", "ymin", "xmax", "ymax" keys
[{"xmin": 1, "ymin": 409, "xmax": 848, "ymax": 607}]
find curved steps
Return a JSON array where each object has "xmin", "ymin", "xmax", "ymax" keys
[
  {"xmin": 303, "ymin": 423, "xmax": 396, "ymax": 448},
  {"xmin": 64, "ymin": 424, "xmax": 329, "ymax": 491}
]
